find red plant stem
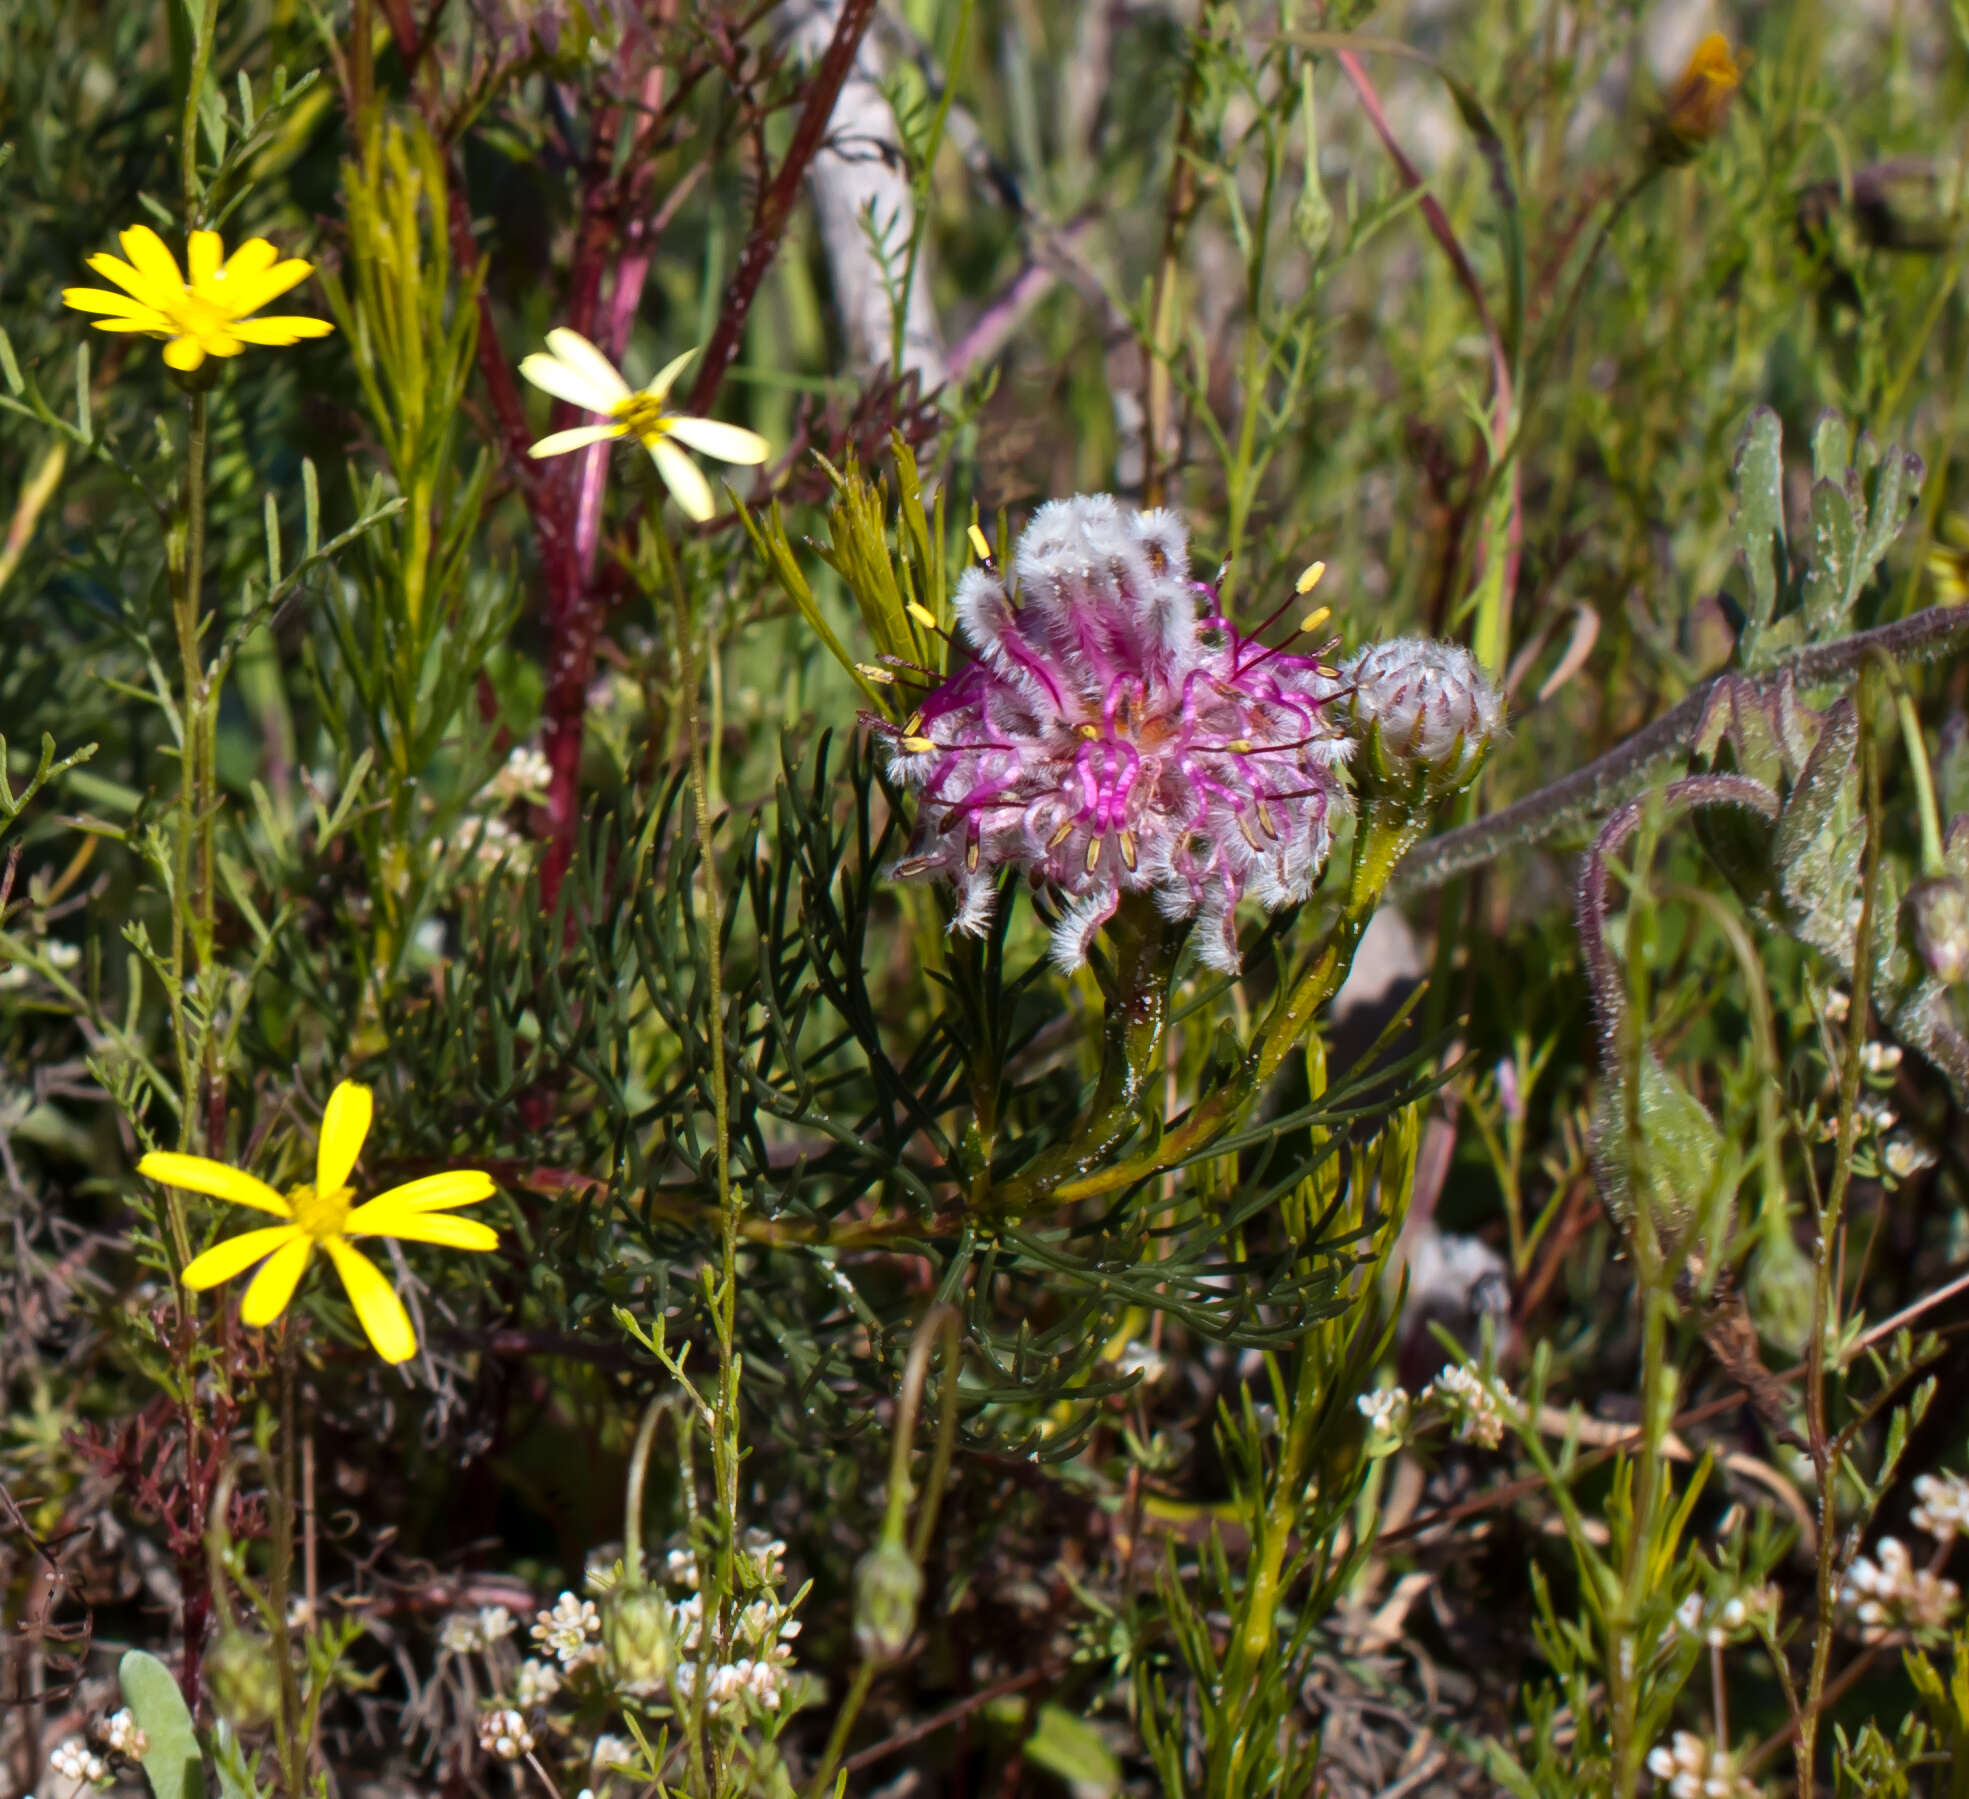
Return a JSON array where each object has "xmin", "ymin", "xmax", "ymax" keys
[{"xmin": 683, "ymin": 0, "xmax": 881, "ymax": 416}]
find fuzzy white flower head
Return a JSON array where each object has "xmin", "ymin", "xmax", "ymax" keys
[
  {"xmin": 49, "ymin": 1740, "xmax": 108, "ymax": 1786},
  {"xmin": 1884, "ymin": 1136, "xmax": 1937, "ymax": 1180},
  {"xmin": 1840, "ymin": 1535, "xmax": 1960, "ymax": 1640},
  {"xmin": 1340, "ymin": 637, "xmax": 1504, "ymax": 791},
  {"xmin": 439, "ymin": 1612, "xmax": 484, "ymax": 1654},
  {"xmin": 517, "ymin": 329, "xmax": 769, "ymax": 522},
  {"xmin": 1356, "ymin": 1386, "xmax": 1411, "ymax": 1437},
  {"xmin": 1424, "ymin": 1363, "xmax": 1515, "ymax": 1450},
  {"xmin": 98, "ymin": 1710, "xmax": 147, "ymax": 1760},
  {"xmin": 476, "ymin": 1707, "xmax": 535, "ymax": 1761}
]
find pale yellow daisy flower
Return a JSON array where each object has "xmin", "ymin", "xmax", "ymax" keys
[
  {"xmin": 62, "ymin": 225, "xmax": 334, "ymax": 373},
  {"xmin": 138, "ymin": 1081, "xmax": 497, "ymax": 1364},
  {"xmin": 517, "ymin": 328, "xmax": 769, "ymax": 522}
]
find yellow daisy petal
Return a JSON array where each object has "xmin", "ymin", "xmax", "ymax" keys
[
  {"xmin": 187, "ymin": 230, "xmax": 223, "ymax": 289},
  {"xmin": 118, "ymin": 225, "xmax": 184, "ymax": 296},
  {"xmin": 61, "ymin": 286, "xmax": 171, "ymax": 323},
  {"xmin": 137, "ymin": 1151, "xmax": 292, "ymax": 1217},
  {"xmin": 666, "ymin": 415, "xmax": 771, "ymax": 466},
  {"xmin": 221, "ymin": 237, "xmax": 280, "ymax": 284},
  {"xmin": 82, "ymin": 252, "xmax": 155, "ymax": 302},
  {"xmin": 644, "ymin": 346, "xmax": 697, "ymax": 402},
  {"xmin": 227, "ymin": 316, "xmax": 335, "ymax": 345},
  {"xmin": 216, "ymin": 257, "xmax": 316, "ymax": 317},
  {"xmin": 239, "ymin": 1234, "xmax": 314, "ymax": 1326},
  {"xmin": 358, "ymin": 1170, "xmax": 498, "ymax": 1213},
  {"xmin": 325, "ymin": 1238, "xmax": 417, "ymax": 1363},
  {"xmin": 349, "ymin": 1209, "xmax": 500, "ymax": 1252},
  {"xmin": 317, "ymin": 1081, "xmax": 373, "ymax": 1195},
  {"xmin": 163, "ymin": 335, "xmax": 207, "ymax": 372},
  {"xmin": 651, "ymin": 438, "xmax": 715, "ymax": 522},
  {"xmin": 182, "ymin": 1224, "xmax": 306, "ymax": 1289}
]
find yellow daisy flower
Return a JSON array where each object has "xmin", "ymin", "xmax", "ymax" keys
[
  {"xmin": 62, "ymin": 225, "xmax": 334, "ymax": 374},
  {"xmin": 517, "ymin": 328, "xmax": 770, "ymax": 522},
  {"xmin": 138, "ymin": 1081, "xmax": 498, "ymax": 1364}
]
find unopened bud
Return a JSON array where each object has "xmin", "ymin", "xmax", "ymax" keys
[
  {"xmin": 207, "ymin": 1631, "xmax": 281, "ymax": 1732},
  {"xmin": 601, "ymin": 1586, "xmax": 673, "ymax": 1696},
  {"xmin": 1908, "ymin": 875, "xmax": 1969, "ymax": 985},
  {"xmin": 852, "ymin": 1542, "xmax": 922, "ymax": 1663},
  {"xmin": 1339, "ymin": 638, "xmax": 1504, "ymax": 798}
]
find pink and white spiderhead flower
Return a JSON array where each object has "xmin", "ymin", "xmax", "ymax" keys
[
  {"xmin": 518, "ymin": 328, "xmax": 769, "ymax": 522},
  {"xmin": 877, "ymin": 496, "xmax": 1353, "ymax": 973},
  {"xmin": 1340, "ymin": 637, "xmax": 1503, "ymax": 789}
]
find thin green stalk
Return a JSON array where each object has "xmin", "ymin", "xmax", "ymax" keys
[
  {"xmin": 180, "ymin": 0, "xmax": 219, "ymax": 214},
  {"xmin": 1798, "ymin": 667, "xmax": 1885, "ymax": 1785},
  {"xmin": 1895, "ymin": 686, "xmax": 1945, "ymax": 876}
]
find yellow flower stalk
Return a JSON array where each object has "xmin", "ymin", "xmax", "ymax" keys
[
  {"xmin": 517, "ymin": 328, "xmax": 770, "ymax": 522},
  {"xmin": 62, "ymin": 225, "xmax": 334, "ymax": 373},
  {"xmin": 138, "ymin": 1081, "xmax": 498, "ymax": 1364}
]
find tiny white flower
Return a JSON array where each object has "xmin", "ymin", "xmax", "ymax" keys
[
  {"xmin": 476, "ymin": 1707, "xmax": 535, "ymax": 1761},
  {"xmin": 99, "ymin": 1709, "xmax": 147, "ymax": 1759},
  {"xmin": 1885, "ymin": 1137, "xmax": 1937, "ymax": 1180},
  {"xmin": 513, "ymin": 1657, "xmax": 562, "ymax": 1706},
  {"xmin": 531, "ymin": 1590, "xmax": 602, "ymax": 1665},
  {"xmin": 477, "ymin": 1603, "xmax": 515, "ymax": 1644},
  {"xmin": 517, "ymin": 328, "xmax": 770, "ymax": 522},
  {"xmin": 1861, "ymin": 1041, "xmax": 1903, "ymax": 1076},
  {"xmin": 439, "ymin": 1612, "xmax": 485, "ymax": 1654},
  {"xmin": 1913, "ymin": 1472, "xmax": 1969, "ymax": 1543}
]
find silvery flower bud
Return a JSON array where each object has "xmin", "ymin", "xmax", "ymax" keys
[
  {"xmin": 1908, "ymin": 875, "xmax": 1969, "ymax": 985},
  {"xmin": 601, "ymin": 1586, "xmax": 673, "ymax": 1696},
  {"xmin": 207, "ymin": 1631, "xmax": 281, "ymax": 1731},
  {"xmin": 852, "ymin": 1543, "xmax": 922, "ymax": 1663},
  {"xmin": 1340, "ymin": 638, "xmax": 1504, "ymax": 796}
]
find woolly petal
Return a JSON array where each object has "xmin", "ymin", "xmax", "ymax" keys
[
  {"xmin": 664, "ymin": 415, "xmax": 770, "ymax": 466},
  {"xmin": 643, "ymin": 346, "xmax": 697, "ymax": 402},
  {"xmin": 215, "ymin": 255, "xmax": 316, "ymax": 318},
  {"xmin": 227, "ymin": 316, "xmax": 335, "ymax": 344},
  {"xmin": 118, "ymin": 225, "xmax": 185, "ymax": 295},
  {"xmin": 162, "ymin": 335, "xmax": 207, "ymax": 372},
  {"xmin": 528, "ymin": 422, "xmax": 626, "ymax": 458},
  {"xmin": 182, "ymin": 1224, "xmax": 306, "ymax": 1289},
  {"xmin": 651, "ymin": 438, "xmax": 714, "ymax": 522},
  {"xmin": 324, "ymin": 1239, "xmax": 417, "ymax": 1363},
  {"xmin": 357, "ymin": 1170, "xmax": 498, "ymax": 1213},
  {"xmin": 544, "ymin": 328, "xmax": 632, "ymax": 405},
  {"xmin": 239, "ymin": 1234, "xmax": 314, "ymax": 1326},
  {"xmin": 187, "ymin": 230, "xmax": 223, "ymax": 289},
  {"xmin": 317, "ymin": 1081, "xmax": 373, "ymax": 1195},
  {"xmin": 137, "ymin": 1152, "xmax": 292, "ymax": 1217},
  {"xmin": 347, "ymin": 1207, "xmax": 499, "ymax": 1251},
  {"xmin": 518, "ymin": 348, "xmax": 624, "ymax": 414},
  {"xmin": 60, "ymin": 286, "xmax": 171, "ymax": 323}
]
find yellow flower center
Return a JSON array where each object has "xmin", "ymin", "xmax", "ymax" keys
[
  {"xmin": 611, "ymin": 392, "xmax": 675, "ymax": 448},
  {"xmin": 289, "ymin": 1182, "xmax": 354, "ymax": 1240},
  {"xmin": 164, "ymin": 287, "xmax": 240, "ymax": 343}
]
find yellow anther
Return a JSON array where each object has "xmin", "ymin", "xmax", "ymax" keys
[
  {"xmin": 1299, "ymin": 604, "xmax": 1332, "ymax": 634},
  {"xmin": 967, "ymin": 522, "xmax": 993, "ymax": 563},
  {"xmin": 1295, "ymin": 560, "xmax": 1328, "ymax": 596},
  {"xmin": 907, "ymin": 600, "xmax": 939, "ymax": 630},
  {"xmin": 901, "ymin": 735, "xmax": 937, "ymax": 754},
  {"xmin": 965, "ymin": 837, "xmax": 981, "ymax": 871},
  {"xmin": 1085, "ymin": 835, "xmax": 1102, "ymax": 873},
  {"xmin": 855, "ymin": 662, "xmax": 897, "ymax": 684},
  {"xmin": 1118, "ymin": 830, "xmax": 1138, "ymax": 871},
  {"xmin": 904, "ymin": 711, "xmax": 925, "ymax": 735},
  {"xmin": 1237, "ymin": 813, "xmax": 1262, "ymax": 851},
  {"xmin": 1048, "ymin": 819, "xmax": 1075, "ymax": 848},
  {"xmin": 1255, "ymin": 798, "xmax": 1276, "ymax": 837},
  {"xmin": 1226, "ymin": 739, "xmax": 1254, "ymax": 754},
  {"xmin": 1077, "ymin": 723, "xmax": 1102, "ymax": 740}
]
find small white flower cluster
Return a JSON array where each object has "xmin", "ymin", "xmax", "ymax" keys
[
  {"xmin": 440, "ymin": 1612, "xmax": 482, "ymax": 1654},
  {"xmin": 1860, "ymin": 1041, "xmax": 1903, "ymax": 1077},
  {"xmin": 1821, "ymin": 989, "xmax": 1850, "ymax": 1023},
  {"xmin": 432, "ymin": 812, "xmax": 532, "ymax": 874},
  {"xmin": 1113, "ymin": 1340, "xmax": 1170, "ymax": 1384},
  {"xmin": 590, "ymin": 1733, "xmax": 642, "ymax": 1777},
  {"xmin": 1672, "ymin": 1584, "xmax": 1776, "ymax": 1647},
  {"xmin": 491, "ymin": 745, "xmax": 553, "ymax": 805},
  {"xmin": 477, "ymin": 1707, "xmax": 536, "ymax": 1761},
  {"xmin": 96, "ymin": 1709, "xmax": 148, "ymax": 1760},
  {"xmin": 1912, "ymin": 1472, "xmax": 1969, "ymax": 1543},
  {"xmin": 673, "ymin": 1654, "xmax": 791, "ymax": 1714},
  {"xmin": 0, "ymin": 940, "xmax": 81, "ymax": 990},
  {"xmin": 1884, "ymin": 1137, "xmax": 1937, "ymax": 1180},
  {"xmin": 664, "ymin": 1546, "xmax": 700, "ymax": 1590},
  {"xmin": 49, "ymin": 1739, "xmax": 109, "ymax": 1788},
  {"xmin": 1840, "ymin": 1536, "xmax": 1960, "ymax": 1640},
  {"xmin": 513, "ymin": 1658, "xmax": 562, "ymax": 1706},
  {"xmin": 532, "ymin": 1590, "xmax": 603, "ymax": 1666},
  {"xmin": 1645, "ymin": 1731, "xmax": 1757, "ymax": 1798},
  {"xmin": 1356, "ymin": 1386, "xmax": 1411, "ymax": 1438},
  {"xmin": 739, "ymin": 1527, "xmax": 786, "ymax": 1588},
  {"xmin": 1423, "ymin": 1364, "xmax": 1515, "ymax": 1450}
]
